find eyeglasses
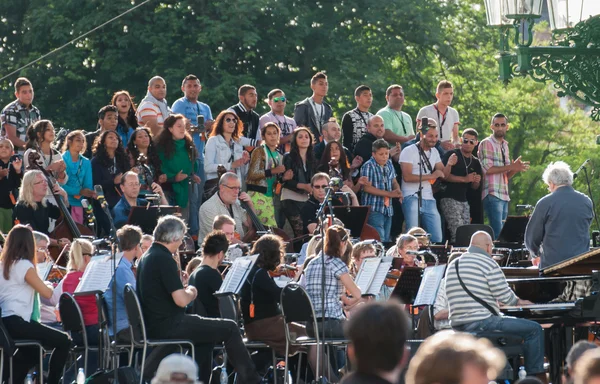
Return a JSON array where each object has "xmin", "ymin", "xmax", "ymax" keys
[
  {"xmin": 273, "ymin": 96, "xmax": 286, "ymax": 103},
  {"xmin": 37, "ymin": 247, "xmax": 48, "ymax": 253},
  {"xmin": 223, "ymin": 185, "xmax": 241, "ymax": 191},
  {"xmin": 124, "ymin": 183, "xmax": 141, "ymax": 187},
  {"xmin": 462, "ymin": 138, "xmax": 476, "ymax": 144},
  {"xmin": 493, "ymin": 123, "xmax": 507, "ymax": 127},
  {"xmin": 34, "ymin": 180, "xmax": 47, "ymax": 185},
  {"xmin": 312, "ymin": 184, "xmax": 328, "ymax": 189},
  {"xmin": 83, "ymin": 253, "xmax": 93, "ymax": 258},
  {"xmin": 225, "ymin": 118, "xmax": 237, "ymax": 123}
]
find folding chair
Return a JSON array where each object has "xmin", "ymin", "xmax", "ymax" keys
[
  {"xmin": 96, "ymin": 292, "xmax": 133, "ymax": 369},
  {"xmin": 280, "ymin": 283, "xmax": 349, "ymax": 384},
  {"xmin": 59, "ymin": 292, "xmax": 100, "ymax": 376},
  {"xmin": 123, "ymin": 284, "xmax": 195, "ymax": 384},
  {"xmin": 0, "ymin": 314, "xmax": 44, "ymax": 384}
]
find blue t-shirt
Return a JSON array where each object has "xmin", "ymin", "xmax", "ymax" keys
[{"xmin": 171, "ymin": 97, "xmax": 213, "ymax": 162}]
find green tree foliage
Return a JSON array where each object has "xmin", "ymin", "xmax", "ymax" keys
[{"xmin": 0, "ymin": 0, "xmax": 598, "ymax": 214}]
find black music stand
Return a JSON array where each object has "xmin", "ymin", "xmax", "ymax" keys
[
  {"xmin": 390, "ymin": 267, "xmax": 424, "ymax": 305},
  {"xmin": 127, "ymin": 205, "xmax": 179, "ymax": 234},
  {"xmin": 324, "ymin": 206, "xmax": 369, "ymax": 238},
  {"xmin": 497, "ymin": 216, "xmax": 530, "ymax": 244}
]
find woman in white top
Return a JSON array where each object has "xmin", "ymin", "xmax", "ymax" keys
[
  {"xmin": 203, "ymin": 110, "xmax": 251, "ymax": 200},
  {"xmin": 0, "ymin": 225, "xmax": 70, "ymax": 384}
]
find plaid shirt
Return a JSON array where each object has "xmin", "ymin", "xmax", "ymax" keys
[
  {"xmin": 478, "ymin": 135, "xmax": 510, "ymax": 201},
  {"xmin": 360, "ymin": 157, "xmax": 396, "ymax": 216},
  {"xmin": 0, "ymin": 100, "xmax": 41, "ymax": 151},
  {"xmin": 304, "ymin": 253, "xmax": 349, "ymax": 319}
]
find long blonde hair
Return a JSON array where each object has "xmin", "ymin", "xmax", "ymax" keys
[
  {"xmin": 67, "ymin": 239, "xmax": 94, "ymax": 272},
  {"xmin": 18, "ymin": 170, "xmax": 46, "ymax": 209}
]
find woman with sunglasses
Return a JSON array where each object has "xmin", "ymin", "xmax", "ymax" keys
[
  {"xmin": 281, "ymin": 127, "xmax": 316, "ymax": 237},
  {"xmin": 155, "ymin": 114, "xmax": 199, "ymax": 222},
  {"xmin": 204, "ymin": 110, "xmax": 252, "ymax": 200},
  {"xmin": 246, "ymin": 122, "xmax": 287, "ymax": 227},
  {"xmin": 0, "ymin": 225, "xmax": 70, "ymax": 384},
  {"xmin": 61, "ymin": 239, "xmax": 100, "ymax": 347},
  {"xmin": 304, "ymin": 225, "xmax": 362, "ymax": 339}
]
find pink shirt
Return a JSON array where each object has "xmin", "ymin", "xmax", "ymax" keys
[{"xmin": 62, "ymin": 271, "xmax": 99, "ymax": 326}]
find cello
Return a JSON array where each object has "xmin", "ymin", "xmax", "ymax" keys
[
  {"xmin": 27, "ymin": 150, "xmax": 94, "ymax": 263},
  {"xmin": 238, "ymin": 197, "xmax": 292, "ymax": 248}
]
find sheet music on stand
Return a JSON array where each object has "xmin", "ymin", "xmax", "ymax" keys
[
  {"xmin": 215, "ymin": 254, "xmax": 258, "ymax": 296},
  {"xmin": 37, "ymin": 262, "xmax": 52, "ymax": 281},
  {"xmin": 354, "ymin": 257, "xmax": 393, "ymax": 296},
  {"xmin": 413, "ymin": 265, "xmax": 446, "ymax": 306},
  {"xmin": 75, "ymin": 259, "xmax": 116, "ymax": 294}
]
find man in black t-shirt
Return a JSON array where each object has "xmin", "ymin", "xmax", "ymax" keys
[
  {"xmin": 188, "ymin": 231, "xmax": 229, "ymax": 318},
  {"xmin": 301, "ymin": 173, "xmax": 358, "ymax": 234},
  {"xmin": 439, "ymin": 128, "xmax": 482, "ymax": 243},
  {"xmin": 136, "ymin": 215, "xmax": 260, "ymax": 384}
]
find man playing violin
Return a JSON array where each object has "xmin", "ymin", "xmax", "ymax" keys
[
  {"xmin": 112, "ymin": 171, "xmax": 168, "ymax": 229},
  {"xmin": 13, "ymin": 169, "xmax": 70, "ymax": 247},
  {"xmin": 188, "ymin": 230, "xmax": 229, "ymax": 318},
  {"xmin": 198, "ymin": 172, "xmax": 254, "ymax": 245}
]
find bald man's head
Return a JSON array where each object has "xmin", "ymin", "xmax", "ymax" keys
[{"xmin": 470, "ymin": 231, "xmax": 493, "ymax": 252}]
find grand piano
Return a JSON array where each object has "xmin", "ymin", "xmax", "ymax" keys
[{"xmin": 501, "ymin": 248, "xmax": 600, "ymax": 383}]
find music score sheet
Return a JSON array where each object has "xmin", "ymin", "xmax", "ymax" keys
[
  {"xmin": 75, "ymin": 259, "xmax": 115, "ymax": 293},
  {"xmin": 216, "ymin": 254, "xmax": 258, "ymax": 295},
  {"xmin": 354, "ymin": 257, "xmax": 393, "ymax": 296},
  {"xmin": 413, "ymin": 265, "xmax": 446, "ymax": 306},
  {"xmin": 37, "ymin": 262, "xmax": 52, "ymax": 281}
]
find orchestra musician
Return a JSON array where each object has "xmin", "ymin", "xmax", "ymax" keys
[
  {"xmin": 104, "ymin": 225, "xmax": 144, "ymax": 341},
  {"xmin": 33, "ymin": 231, "xmax": 63, "ymax": 327},
  {"xmin": 387, "ymin": 234, "xmax": 423, "ymax": 269},
  {"xmin": 304, "ymin": 225, "xmax": 362, "ymax": 338},
  {"xmin": 13, "ymin": 169, "xmax": 70, "ymax": 248},
  {"xmin": 112, "ymin": 171, "xmax": 168, "ymax": 229},
  {"xmin": 0, "ymin": 225, "xmax": 70, "ymax": 384},
  {"xmin": 188, "ymin": 230, "xmax": 230, "ymax": 319},
  {"xmin": 197, "ymin": 173, "xmax": 254, "ymax": 244},
  {"xmin": 212, "ymin": 214, "xmax": 239, "ymax": 244},
  {"xmin": 525, "ymin": 161, "xmax": 593, "ymax": 269},
  {"xmin": 300, "ymin": 172, "xmax": 358, "ymax": 235},
  {"xmin": 445, "ymin": 231, "xmax": 545, "ymax": 382},
  {"xmin": 240, "ymin": 234, "xmax": 330, "ymax": 381},
  {"xmin": 135, "ymin": 215, "xmax": 261, "ymax": 384}
]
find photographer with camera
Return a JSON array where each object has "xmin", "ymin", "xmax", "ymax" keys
[
  {"xmin": 399, "ymin": 119, "xmax": 451, "ymax": 243},
  {"xmin": 0, "ymin": 139, "xmax": 23, "ymax": 232},
  {"xmin": 439, "ymin": 128, "xmax": 482, "ymax": 243}
]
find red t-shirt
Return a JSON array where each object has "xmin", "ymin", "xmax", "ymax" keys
[{"xmin": 62, "ymin": 271, "xmax": 99, "ymax": 326}]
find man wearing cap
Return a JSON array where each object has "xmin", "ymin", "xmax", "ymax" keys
[{"xmin": 151, "ymin": 354, "xmax": 200, "ymax": 384}]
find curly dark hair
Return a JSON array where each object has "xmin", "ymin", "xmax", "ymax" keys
[
  {"xmin": 25, "ymin": 119, "xmax": 54, "ymax": 149},
  {"xmin": 127, "ymin": 126, "xmax": 162, "ymax": 177},
  {"xmin": 111, "ymin": 90, "xmax": 138, "ymax": 130},
  {"xmin": 289, "ymin": 126, "xmax": 315, "ymax": 170},
  {"xmin": 92, "ymin": 130, "xmax": 129, "ymax": 170},
  {"xmin": 251, "ymin": 234, "xmax": 284, "ymax": 271},
  {"xmin": 154, "ymin": 114, "xmax": 196, "ymax": 161},
  {"xmin": 318, "ymin": 141, "xmax": 350, "ymax": 180},
  {"xmin": 210, "ymin": 110, "xmax": 243, "ymax": 140}
]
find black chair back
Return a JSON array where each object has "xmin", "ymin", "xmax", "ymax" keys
[
  {"xmin": 280, "ymin": 283, "xmax": 316, "ymax": 324},
  {"xmin": 218, "ymin": 295, "xmax": 237, "ymax": 322},
  {"xmin": 455, "ymin": 224, "xmax": 495, "ymax": 247},
  {"xmin": 123, "ymin": 284, "xmax": 145, "ymax": 345},
  {"xmin": 59, "ymin": 293, "xmax": 86, "ymax": 334},
  {"xmin": 0, "ymin": 309, "xmax": 15, "ymax": 354}
]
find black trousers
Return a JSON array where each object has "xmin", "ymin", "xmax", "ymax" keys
[
  {"xmin": 145, "ymin": 315, "xmax": 260, "ymax": 384},
  {"xmin": 3, "ymin": 315, "xmax": 71, "ymax": 384}
]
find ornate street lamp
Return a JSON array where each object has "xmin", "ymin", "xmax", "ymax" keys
[{"xmin": 484, "ymin": 0, "xmax": 600, "ymax": 119}]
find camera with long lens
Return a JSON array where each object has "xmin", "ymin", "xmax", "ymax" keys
[{"xmin": 188, "ymin": 115, "xmax": 206, "ymax": 134}]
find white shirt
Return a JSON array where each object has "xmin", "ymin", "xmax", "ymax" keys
[
  {"xmin": 399, "ymin": 143, "xmax": 441, "ymax": 200},
  {"xmin": 416, "ymin": 104, "xmax": 459, "ymax": 142},
  {"xmin": 0, "ymin": 259, "xmax": 36, "ymax": 321}
]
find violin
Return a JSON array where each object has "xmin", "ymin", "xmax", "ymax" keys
[
  {"xmin": 268, "ymin": 264, "xmax": 297, "ymax": 278},
  {"xmin": 136, "ymin": 153, "xmax": 154, "ymax": 190},
  {"xmin": 384, "ymin": 269, "xmax": 401, "ymax": 288}
]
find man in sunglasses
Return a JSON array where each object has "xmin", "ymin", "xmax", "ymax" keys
[
  {"xmin": 439, "ymin": 128, "xmax": 482, "ymax": 243},
  {"xmin": 258, "ymin": 89, "xmax": 297, "ymax": 154},
  {"xmin": 478, "ymin": 113, "xmax": 529, "ymax": 239},
  {"xmin": 301, "ymin": 172, "xmax": 358, "ymax": 234}
]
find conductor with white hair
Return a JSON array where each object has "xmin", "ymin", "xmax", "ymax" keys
[{"xmin": 525, "ymin": 161, "xmax": 593, "ymax": 269}]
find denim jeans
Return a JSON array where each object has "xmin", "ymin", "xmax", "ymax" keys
[
  {"xmin": 401, "ymin": 195, "xmax": 443, "ymax": 243},
  {"xmin": 188, "ymin": 158, "xmax": 205, "ymax": 237},
  {"xmin": 453, "ymin": 315, "xmax": 545, "ymax": 374},
  {"xmin": 367, "ymin": 211, "xmax": 392, "ymax": 242},
  {"xmin": 483, "ymin": 194, "xmax": 508, "ymax": 239}
]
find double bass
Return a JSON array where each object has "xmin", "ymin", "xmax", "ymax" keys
[
  {"xmin": 238, "ymin": 197, "xmax": 292, "ymax": 249},
  {"xmin": 27, "ymin": 150, "xmax": 94, "ymax": 263}
]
